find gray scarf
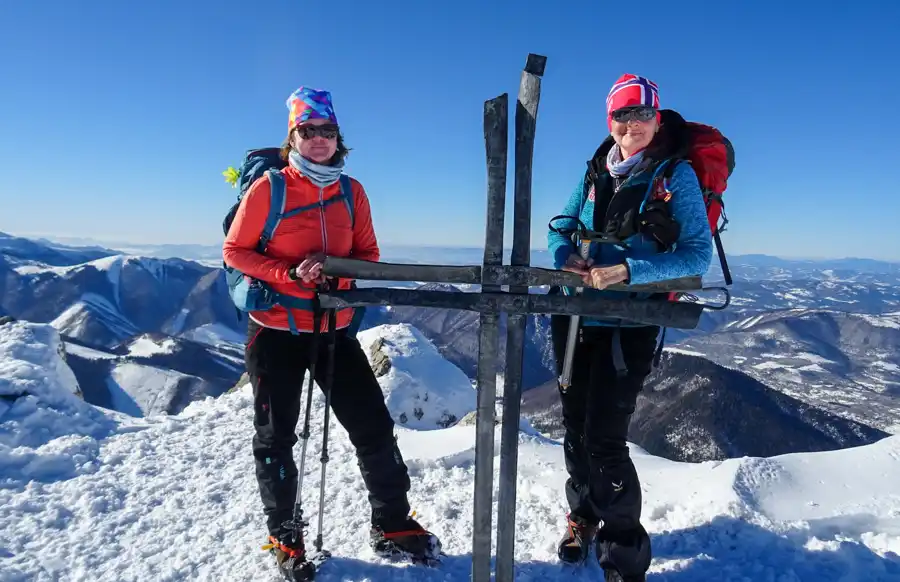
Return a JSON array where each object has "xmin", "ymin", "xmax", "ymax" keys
[
  {"xmin": 606, "ymin": 145, "xmax": 645, "ymax": 178},
  {"xmin": 289, "ymin": 150, "xmax": 344, "ymax": 187}
]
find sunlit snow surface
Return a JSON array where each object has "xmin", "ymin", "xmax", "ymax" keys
[{"xmin": 1, "ymin": 321, "xmax": 899, "ymax": 581}]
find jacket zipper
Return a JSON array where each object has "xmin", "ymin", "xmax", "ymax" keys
[
  {"xmin": 315, "ymin": 186, "xmax": 328, "ymax": 332},
  {"xmin": 318, "ymin": 186, "xmax": 328, "ymax": 252},
  {"xmin": 602, "ymin": 173, "xmax": 635, "ymax": 228}
]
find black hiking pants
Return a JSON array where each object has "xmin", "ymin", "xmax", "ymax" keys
[
  {"xmin": 245, "ymin": 318, "xmax": 411, "ymax": 537},
  {"xmin": 550, "ymin": 314, "xmax": 657, "ymax": 577}
]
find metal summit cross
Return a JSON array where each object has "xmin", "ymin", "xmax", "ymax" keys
[{"xmin": 319, "ymin": 54, "xmax": 715, "ymax": 582}]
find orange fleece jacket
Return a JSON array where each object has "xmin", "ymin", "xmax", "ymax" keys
[{"xmin": 222, "ymin": 166, "xmax": 379, "ymax": 332}]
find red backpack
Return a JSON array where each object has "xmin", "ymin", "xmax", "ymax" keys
[
  {"xmin": 660, "ymin": 120, "xmax": 735, "ymax": 286},
  {"xmin": 648, "ymin": 120, "xmax": 735, "ymax": 365}
]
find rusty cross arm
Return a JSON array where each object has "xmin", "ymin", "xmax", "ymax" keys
[
  {"xmin": 322, "ymin": 257, "xmax": 703, "ymax": 293},
  {"xmin": 315, "ymin": 286, "xmax": 703, "ymax": 329},
  {"xmin": 319, "ymin": 257, "xmax": 706, "ymax": 329},
  {"xmin": 321, "ymin": 256, "xmax": 704, "ymax": 294},
  {"xmin": 319, "ymin": 256, "xmax": 707, "ymax": 329}
]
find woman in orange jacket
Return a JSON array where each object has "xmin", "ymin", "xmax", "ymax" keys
[{"xmin": 223, "ymin": 87, "xmax": 440, "ymax": 579}]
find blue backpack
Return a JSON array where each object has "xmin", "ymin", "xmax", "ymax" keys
[{"xmin": 222, "ymin": 147, "xmax": 364, "ymax": 335}]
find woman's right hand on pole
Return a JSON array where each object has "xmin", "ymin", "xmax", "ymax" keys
[
  {"xmin": 292, "ymin": 252, "xmax": 326, "ymax": 283},
  {"xmin": 562, "ymin": 253, "xmax": 593, "ymax": 275}
]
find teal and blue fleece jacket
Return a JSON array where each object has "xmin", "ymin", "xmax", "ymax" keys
[{"xmin": 547, "ymin": 159, "xmax": 713, "ymax": 326}]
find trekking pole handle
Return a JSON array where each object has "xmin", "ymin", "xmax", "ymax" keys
[
  {"xmin": 558, "ymin": 240, "xmax": 592, "ymax": 390},
  {"xmin": 548, "ymin": 215, "xmax": 623, "ymax": 246}
]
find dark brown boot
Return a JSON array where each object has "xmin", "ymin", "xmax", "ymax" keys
[{"xmin": 557, "ymin": 513, "xmax": 598, "ymax": 564}]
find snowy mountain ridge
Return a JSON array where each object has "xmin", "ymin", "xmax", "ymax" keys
[
  {"xmin": 522, "ymin": 348, "xmax": 889, "ymax": 463},
  {"xmin": 2, "ymin": 232, "xmax": 900, "ymax": 456},
  {"xmin": 676, "ymin": 307, "xmax": 900, "ymax": 433},
  {"xmin": 1, "ymin": 320, "xmax": 899, "ymax": 581},
  {"xmin": 0, "ymin": 231, "xmax": 115, "ymax": 267},
  {"xmin": 725, "ymin": 308, "xmax": 900, "ymax": 331},
  {"xmin": 1, "ymin": 246, "xmax": 241, "ymax": 350},
  {"xmin": 62, "ymin": 332, "xmax": 244, "ymax": 417}
]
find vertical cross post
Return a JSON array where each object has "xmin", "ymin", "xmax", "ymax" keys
[
  {"xmin": 496, "ymin": 53, "xmax": 546, "ymax": 582},
  {"xmin": 471, "ymin": 91, "xmax": 508, "ymax": 582}
]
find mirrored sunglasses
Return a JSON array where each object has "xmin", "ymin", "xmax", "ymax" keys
[
  {"xmin": 296, "ymin": 124, "xmax": 339, "ymax": 139},
  {"xmin": 611, "ymin": 106, "xmax": 657, "ymax": 123}
]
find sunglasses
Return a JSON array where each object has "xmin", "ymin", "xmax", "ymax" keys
[
  {"xmin": 296, "ymin": 124, "xmax": 339, "ymax": 140},
  {"xmin": 610, "ymin": 106, "xmax": 657, "ymax": 123}
]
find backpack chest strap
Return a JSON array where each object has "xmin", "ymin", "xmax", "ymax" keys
[
  {"xmin": 279, "ymin": 175, "xmax": 355, "ymax": 223},
  {"xmin": 282, "ymin": 193, "xmax": 348, "ymax": 219},
  {"xmin": 256, "ymin": 174, "xmax": 355, "ymax": 254}
]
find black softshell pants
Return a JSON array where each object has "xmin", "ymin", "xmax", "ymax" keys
[
  {"xmin": 550, "ymin": 314, "xmax": 658, "ymax": 577},
  {"xmin": 245, "ymin": 319, "xmax": 411, "ymax": 537}
]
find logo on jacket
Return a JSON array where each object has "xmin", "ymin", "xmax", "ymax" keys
[
  {"xmin": 587, "ymin": 185, "xmax": 596, "ymax": 202},
  {"xmin": 652, "ymin": 177, "xmax": 672, "ymax": 203}
]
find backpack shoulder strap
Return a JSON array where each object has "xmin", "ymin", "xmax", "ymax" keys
[
  {"xmin": 659, "ymin": 157, "xmax": 733, "ymax": 285},
  {"xmin": 581, "ymin": 169, "xmax": 591, "ymax": 209},
  {"xmin": 257, "ymin": 169, "xmax": 286, "ymax": 253},
  {"xmin": 661, "ymin": 157, "xmax": 688, "ymax": 182},
  {"xmin": 339, "ymin": 174, "xmax": 355, "ymax": 228}
]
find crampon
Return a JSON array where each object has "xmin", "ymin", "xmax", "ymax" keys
[
  {"xmin": 369, "ymin": 516, "xmax": 444, "ymax": 567},
  {"xmin": 262, "ymin": 532, "xmax": 321, "ymax": 581}
]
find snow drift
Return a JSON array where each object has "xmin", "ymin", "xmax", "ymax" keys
[{"xmin": 0, "ymin": 321, "xmax": 116, "ymax": 488}]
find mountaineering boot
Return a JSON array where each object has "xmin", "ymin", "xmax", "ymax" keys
[
  {"xmin": 595, "ymin": 524, "xmax": 651, "ymax": 582},
  {"xmin": 262, "ymin": 531, "xmax": 316, "ymax": 581},
  {"xmin": 370, "ymin": 513, "xmax": 442, "ymax": 564},
  {"xmin": 557, "ymin": 513, "xmax": 598, "ymax": 564}
]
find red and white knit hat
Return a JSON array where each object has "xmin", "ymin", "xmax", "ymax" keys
[{"xmin": 606, "ymin": 74, "xmax": 661, "ymax": 128}]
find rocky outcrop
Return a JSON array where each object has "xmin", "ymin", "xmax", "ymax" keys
[
  {"xmin": 368, "ymin": 337, "xmax": 392, "ymax": 378},
  {"xmin": 228, "ymin": 372, "xmax": 250, "ymax": 394}
]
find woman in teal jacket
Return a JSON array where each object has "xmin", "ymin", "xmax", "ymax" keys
[{"xmin": 547, "ymin": 74, "xmax": 713, "ymax": 581}]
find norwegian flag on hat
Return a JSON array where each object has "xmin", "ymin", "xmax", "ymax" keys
[{"xmin": 606, "ymin": 74, "xmax": 660, "ymax": 115}]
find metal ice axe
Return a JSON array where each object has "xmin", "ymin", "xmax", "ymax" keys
[
  {"xmin": 558, "ymin": 238, "xmax": 591, "ymax": 390},
  {"xmin": 550, "ymin": 217, "xmax": 626, "ymax": 390}
]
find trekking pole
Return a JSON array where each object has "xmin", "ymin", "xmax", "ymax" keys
[
  {"xmin": 289, "ymin": 289, "xmax": 324, "ymax": 546},
  {"xmin": 558, "ymin": 239, "xmax": 592, "ymax": 390},
  {"xmin": 314, "ymin": 299, "xmax": 338, "ymax": 555}
]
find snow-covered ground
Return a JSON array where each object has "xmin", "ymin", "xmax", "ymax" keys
[
  {"xmin": 0, "ymin": 322, "xmax": 118, "ymax": 488},
  {"xmin": 1, "ymin": 322, "xmax": 899, "ymax": 581}
]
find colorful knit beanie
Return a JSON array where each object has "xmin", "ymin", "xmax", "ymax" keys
[
  {"xmin": 286, "ymin": 87, "xmax": 338, "ymax": 129},
  {"xmin": 605, "ymin": 74, "xmax": 661, "ymax": 129}
]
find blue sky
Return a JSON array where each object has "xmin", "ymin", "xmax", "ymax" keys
[{"xmin": 2, "ymin": 0, "xmax": 899, "ymax": 260}]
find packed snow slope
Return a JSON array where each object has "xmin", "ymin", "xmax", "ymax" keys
[{"xmin": 1, "ymin": 323, "xmax": 899, "ymax": 582}]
